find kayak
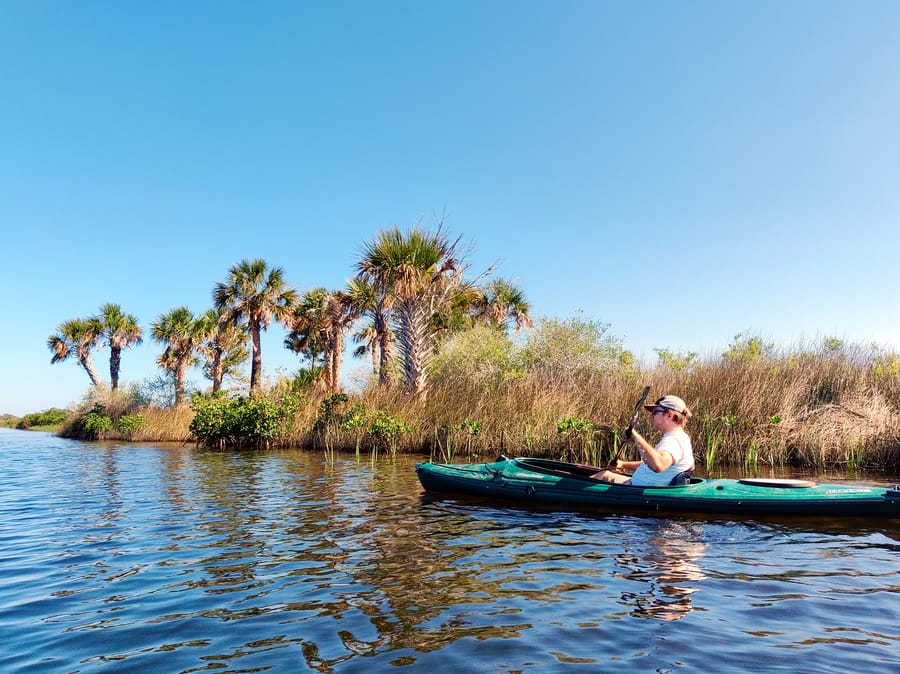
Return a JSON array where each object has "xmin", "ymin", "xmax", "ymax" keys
[{"xmin": 415, "ymin": 456, "xmax": 900, "ymax": 518}]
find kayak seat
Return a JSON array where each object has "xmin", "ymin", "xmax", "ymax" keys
[{"xmin": 669, "ymin": 469, "xmax": 694, "ymax": 486}]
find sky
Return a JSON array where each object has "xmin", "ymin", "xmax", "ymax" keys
[{"xmin": 2, "ymin": 1, "xmax": 900, "ymax": 416}]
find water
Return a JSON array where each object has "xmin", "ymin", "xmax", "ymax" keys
[{"xmin": 0, "ymin": 427, "xmax": 897, "ymax": 672}]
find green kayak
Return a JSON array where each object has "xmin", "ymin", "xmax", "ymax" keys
[{"xmin": 415, "ymin": 456, "xmax": 900, "ymax": 518}]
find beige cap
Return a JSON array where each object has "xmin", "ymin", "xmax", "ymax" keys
[{"xmin": 645, "ymin": 395, "xmax": 691, "ymax": 417}]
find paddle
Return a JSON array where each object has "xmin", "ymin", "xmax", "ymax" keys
[{"xmin": 606, "ymin": 386, "xmax": 651, "ymax": 469}]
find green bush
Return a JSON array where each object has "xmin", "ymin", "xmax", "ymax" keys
[
  {"xmin": 15, "ymin": 407, "xmax": 68, "ymax": 429},
  {"xmin": 460, "ymin": 418, "xmax": 480, "ymax": 435},
  {"xmin": 429, "ymin": 325, "xmax": 519, "ymax": 385},
  {"xmin": 190, "ymin": 392, "xmax": 302, "ymax": 449},
  {"xmin": 655, "ymin": 348, "xmax": 699, "ymax": 372},
  {"xmin": 314, "ymin": 392, "xmax": 350, "ymax": 431},
  {"xmin": 722, "ymin": 332, "xmax": 774, "ymax": 364},
  {"xmin": 367, "ymin": 410, "xmax": 409, "ymax": 454},
  {"xmin": 116, "ymin": 414, "xmax": 146, "ymax": 435},
  {"xmin": 69, "ymin": 405, "xmax": 113, "ymax": 439},
  {"xmin": 556, "ymin": 416, "xmax": 599, "ymax": 464},
  {"xmin": 519, "ymin": 316, "xmax": 634, "ymax": 379}
]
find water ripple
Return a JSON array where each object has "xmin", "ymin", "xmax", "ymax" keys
[{"xmin": 0, "ymin": 429, "xmax": 897, "ymax": 672}]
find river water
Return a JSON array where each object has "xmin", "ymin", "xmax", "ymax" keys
[{"xmin": 0, "ymin": 428, "xmax": 897, "ymax": 672}]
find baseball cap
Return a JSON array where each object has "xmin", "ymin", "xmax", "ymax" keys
[{"xmin": 645, "ymin": 395, "xmax": 691, "ymax": 417}]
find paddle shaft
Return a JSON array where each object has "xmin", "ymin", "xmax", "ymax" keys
[{"xmin": 607, "ymin": 386, "xmax": 651, "ymax": 469}]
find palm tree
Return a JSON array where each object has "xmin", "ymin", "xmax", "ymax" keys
[
  {"xmin": 356, "ymin": 225, "xmax": 465, "ymax": 399},
  {"xmin": 284, "ymin": 311, "xmax": 328, "ymax": 371},
  {"xmin": 345, "ymin": 276, "xmax": 393, "ymax": 385},
  {"xmin": 47, "ymin": 318, "xmax": 104, "ymax": 387},
  {"xmin": 473, "ymin": 278, "xmax": 533, "ymax": 331},
  {"xmin": 213, "ymin": 259, "xmax": 298, "ymax": 393},
  {"xmin": 151, "ymin": 307, "xmax": 199, "ymax": 406},
  {"xmin": 195, "ymin": 308, "xmax": 249, "ymax": 393},
  {"xmin": 287, "ymin": 287, "xmax": 357, "ymax": 392},
  {"xmin": 95, "ymin": 303, "xmax": 143, "ymax": 390},
  {"xmin": 352, "ymin": 319, "xmax": 380, "ymax": 377}
]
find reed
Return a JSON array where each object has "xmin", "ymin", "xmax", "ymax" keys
[
  {"xmin": 49, "ymin": 336, "xmax": 900, "ymax": 469},
  {"xmin": 299, "ymin": 339, "xmax": 899, "ymax": 469}
]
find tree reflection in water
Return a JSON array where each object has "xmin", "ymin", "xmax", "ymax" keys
[{"xmin": 614, "ymin": 520, "xmax": 707, "ymax": 621}]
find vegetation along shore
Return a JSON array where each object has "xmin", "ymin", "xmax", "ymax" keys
[{"xmin": 8, "ymin": 225, "xmax": 900, "ymax": 470}]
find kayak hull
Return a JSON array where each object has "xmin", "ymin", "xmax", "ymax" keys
[{"xmin": 415, "ymin": 457, "xmax": 900, "ymax": 518}]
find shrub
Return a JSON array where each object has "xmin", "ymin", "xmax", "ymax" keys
[
  {"xmin": 519, "ymin": 315, "xmax": 633, "ymax": 380},
  {"xmin": 190, "ymin": 392, "xmax": 302, "ymax": 449},
  {"xmin": 315, "ymin": 392, "xmax": 350, "ymax": 430},
  {"xmin": 655, "ymin": 348, "xmax": 699, "ymax": 372},
  {"xmin": 429, "ymin": 325, "xmax": 519, "ymax": 386},
  {"xmin": 722, "ymin": 332, "xmax": 774, "ymax": 364},
  {"xmin": 15, "ymin": 407, "xmax": 68, "ymax": 429},
  {"xmin": 367, "ymin": 410, "xmax": 410, "ymax": 454},
  {"xmin": 116, "ymin": 414, "xmax": 146, "ymax": 435},
  {"xmin": 556, "ymin": 416, "xmax": 599, "ymax": 463},
  {"xmin": 68, "ymin": 404, "xmax": 113, "ymax": 439}
]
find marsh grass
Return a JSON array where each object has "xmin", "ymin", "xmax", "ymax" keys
[
  {"xmin": 52, "ymin": 339, "xmax": 900, "ymax": 469},
  {"xmin": 60, "ymin": 389, "xmax": 195, "ymax": 443},
  {"xmin": 292, "ymin": 342, "xmax": 900, "ymax": 469}
]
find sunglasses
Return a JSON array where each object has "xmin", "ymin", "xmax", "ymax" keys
[{"xmin": 650, "ymin": 408, "xmax": 669, "ymax": 416}]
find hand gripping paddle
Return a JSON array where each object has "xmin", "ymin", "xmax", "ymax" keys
[{"xmin": 607, "ymin": 386, "xmax": 651, "ymax": 469}]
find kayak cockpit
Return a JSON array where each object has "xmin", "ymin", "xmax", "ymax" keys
[{"xmin": 509, "ymin": 457, "xmax": 700, "ymax": 488}]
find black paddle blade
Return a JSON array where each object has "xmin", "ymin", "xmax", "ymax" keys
[
  {"xmin": 629, "ymin": 386, "xmax": 651, "ymax": 429},
  {"xmin": 607, "ymin": 386, "xmax": 651, "ymax": 469}
]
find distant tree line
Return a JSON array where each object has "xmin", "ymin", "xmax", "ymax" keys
[{"xmin": 10, "ymin": 408, "xmax": 68, "ymax": 429}]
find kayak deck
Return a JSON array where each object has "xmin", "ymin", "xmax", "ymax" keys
[{"xmin": 415, "ymin": 457, "xmax": 900, "ymax": 518}]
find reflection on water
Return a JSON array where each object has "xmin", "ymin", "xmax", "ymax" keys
[
  {"xmin": 0, "ymin": 428, "xmax": 897, "ymax": 673},
  {"xmin": 615, "ymin": 521, "xmax": 708, "ymax": 620}
]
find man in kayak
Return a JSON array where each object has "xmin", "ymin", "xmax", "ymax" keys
[{"xmin": 593, "ymin": 395, "xmax": 694, "ymax": 486}]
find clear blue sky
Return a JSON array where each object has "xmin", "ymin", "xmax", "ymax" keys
[{"xmin": 3, "ymin": 2, "xmax": 900, "ymax": 416}]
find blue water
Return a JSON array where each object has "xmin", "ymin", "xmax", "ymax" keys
[{"xmin": 0, "ymin": 428, "xmax": 897, "ymax": 672}]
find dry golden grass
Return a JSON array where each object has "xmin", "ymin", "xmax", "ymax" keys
[
  {"xmin": 303, "ymin": 348, "xmax": 900, "ymax": 469},
  {"xmin": 52, "ymin": 343, "xmax": 900, "ymax": 469},
  {"xmin": 126, "ymin": 406, "xmax": 195, "ymax": 443}
]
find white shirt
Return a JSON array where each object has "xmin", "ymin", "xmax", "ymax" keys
[{"xmin": 631, "ymin": 429, "xmax": 694, "ymax": 487}]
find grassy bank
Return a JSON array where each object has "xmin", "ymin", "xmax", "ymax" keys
[{"xmin": 53, "ymin": 336, "xmax": 900, "ymax": 470}]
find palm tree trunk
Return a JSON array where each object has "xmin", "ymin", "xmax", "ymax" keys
[
  {"xmin": 110, "ymin": 346, "xmax": 121, "ymax": 390},
  {"xmin": 376, "ymin": 314, "xmax": 392, "ymax": 386},
  {"xmin": 80, "ymin": 356, "xmax": 103, "ymax": 387},
  {"xmin": 174, "ymin": 363, "xmax": 187, "ymax": 406},
  {"xmin": 212, "ymin": 349, "xmax": 224, "ymax": 393},
  {"xmin": 332, "ymin": 329, "xmax": 343, "ymax": 392},
  {"xmin": 250, "ymin": 322, "xmax": 262, "ymax": 392},
  {"xmin": 398, "ymin": 301, "xmax": 430, "ymax": 399}
]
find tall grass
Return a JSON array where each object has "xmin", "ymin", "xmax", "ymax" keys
[
  {"xmin": 293, "ymin": 338, "xmax": 900, "ymax": 469},
  {"xmin": 59, "ymin": 388, "xmax": 195, "ymax": 443},
  {"xmin": 51, "ymin": 333, "xmax": 900, "ymax": 469}
]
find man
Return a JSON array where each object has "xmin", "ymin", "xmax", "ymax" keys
[{"xmin": 594, "ymin": 395, "xmax": 694, "ymax": 486}]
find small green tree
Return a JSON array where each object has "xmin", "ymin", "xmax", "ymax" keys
[
  {"xmin": 655, "ymin": 348, "xmax": 699, "ymax": 372},
  {"xmin": 518, "ymin": 315, "xmax": 633, "ymax": 378},
  {"xmin": 429, "ymin": 324, "xmax": 519, "ymax": 387},
  {"xmin": 70, "ymin": 404, "xmax": 112, "ymax": 440},
  {"xmin": 722, "ymin": 332, "xmax": 774, "ymax": 364}
]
